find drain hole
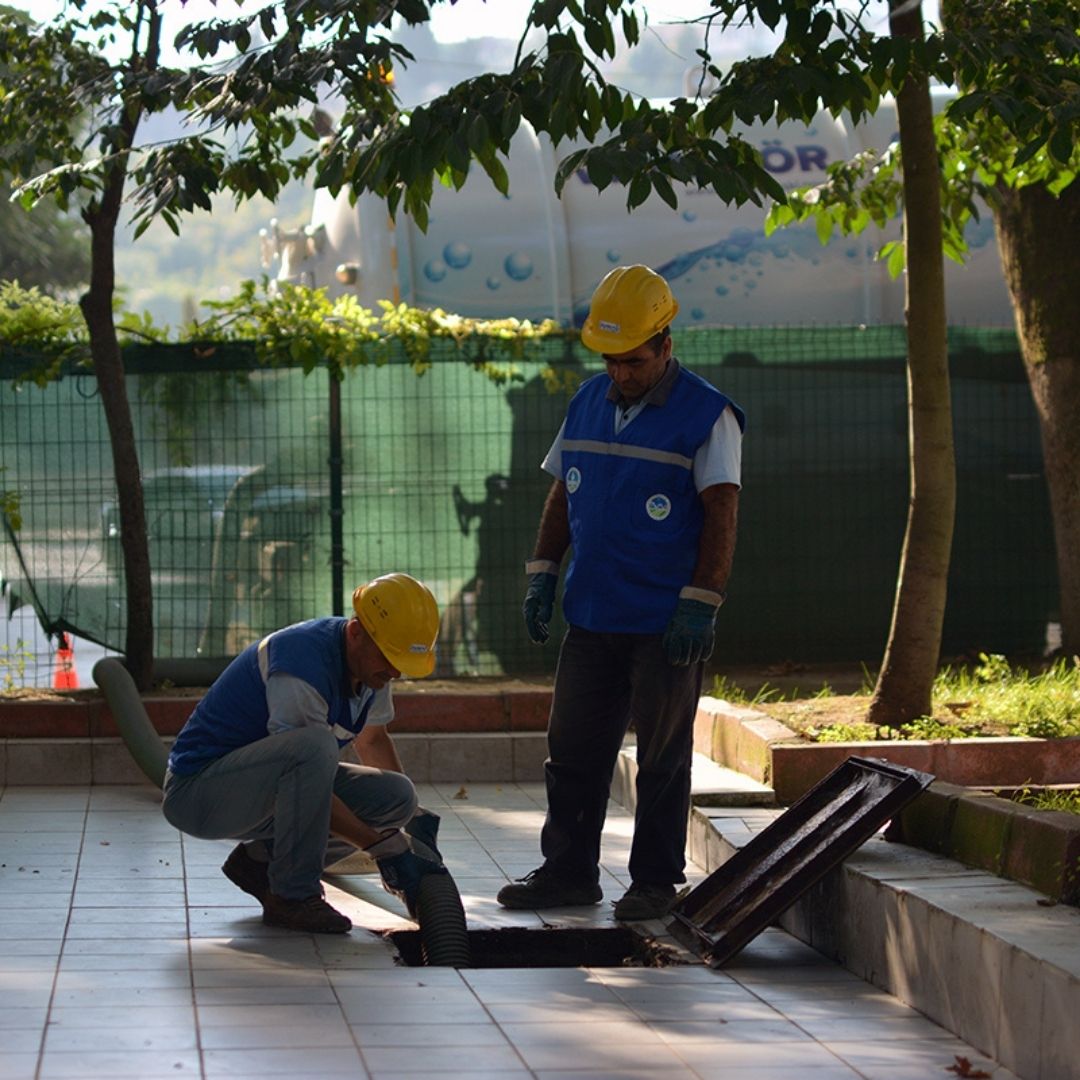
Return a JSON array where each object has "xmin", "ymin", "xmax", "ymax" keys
[{"xmin": 389, "ymin": 926, "xmax": 686, "ymax": 968}]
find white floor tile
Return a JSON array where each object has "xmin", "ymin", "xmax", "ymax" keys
[
  {"xmin": 0, "ymin": 781, "xmax": 1034, "ymax": 1080},
  {"xmin": 202, "ymin": 1046, "xmax": 367, "ymax": 1076}
]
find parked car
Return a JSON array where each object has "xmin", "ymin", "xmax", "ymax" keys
[
  {"xmin": 100, "ymin": 466, "xmax": 326, "ymax": 586},
  {"xmin": 100, "ymin": 465, "xmax": 260, "ymax": 580}
]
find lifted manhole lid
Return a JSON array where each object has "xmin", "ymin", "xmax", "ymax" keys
[{"xmin": 671, "ymin": 755, "xmax": 934, "ymax": 967}]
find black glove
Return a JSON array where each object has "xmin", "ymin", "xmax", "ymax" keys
[
  {"xmin": 523, "ymin": 570, "xmax": 557, "ymax": 645},
  {"xmin": 662, "ymin": 597, "xmax": 720, "ymax": 666},
  {"xmin": 366, "ymin": 829, "xmax": 447, "ymax": 918}
]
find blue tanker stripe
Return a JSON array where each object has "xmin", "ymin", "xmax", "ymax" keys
[{"xmin": 562, "ymin": 438, "xmax": 693, "ymax": 470}]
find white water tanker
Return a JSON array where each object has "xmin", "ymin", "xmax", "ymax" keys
[{"xmin": 261, "ymin": 101, "xmax": 1013, "ymax": 328}]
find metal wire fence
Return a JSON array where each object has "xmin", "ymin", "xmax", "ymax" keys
[{"xmin": 0, "ymin": 326, "xmax": 1058, "ymax": 682}]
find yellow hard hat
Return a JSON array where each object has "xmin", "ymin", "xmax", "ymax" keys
[
  {"xmin": 352, "ymin": 572, "xmax": 439, "ymax": 678},
  {"xmin": 580, "ymin": 265, "xmax": 679, "ymax": 354}
]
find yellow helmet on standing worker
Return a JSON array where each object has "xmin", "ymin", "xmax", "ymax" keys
[
  {"xmin": 580, "ymin": 265, "xmax": 679, "ymax": 354},
  {"xmin": 352, "ymin": 573, "xmax": 439, "ymax": 678}
]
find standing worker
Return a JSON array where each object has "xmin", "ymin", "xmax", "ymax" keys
[
  {"xmin": 497, "ymin": 265, "xmax": 745, "ymax": 921},
  {"xmin": 163, "ymin": 572, "xmax": 446, "ymax": 933}
]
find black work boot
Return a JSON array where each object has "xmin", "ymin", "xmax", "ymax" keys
[
  {"xmin": 222, "ymin": 843, "xmax": 270, "ymax": 904},
  {"xmin": 262, "ymin": 892, "xmax": 352, "ymax": 934},
  {"xmin": 612, "ymin": 883, "xmax": 677, "ymax": 921},
  {"xmin": 496, "ymin": 865, "xmax": 602, "ymax": 909}
]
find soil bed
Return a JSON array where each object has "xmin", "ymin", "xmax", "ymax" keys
[{"xmin": 755, "ymin": 694, "xmax": 1014, "ymax": 740}]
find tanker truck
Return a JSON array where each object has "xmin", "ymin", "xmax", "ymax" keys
[{"xmin": 261, "ymin": 100, "xmax": 1014, "ymax": 328}]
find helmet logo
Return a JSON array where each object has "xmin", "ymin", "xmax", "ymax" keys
[
  {"xmin": 598, "ymin": 320, "xmax": 620, "ymax": 333},
  {"xmin": 645, "ymin": 493, "xmax": 671, "ymax": 521},
  {"xmin": 565, "ymin": 467, "xmax": 582, "ymax": 493}
]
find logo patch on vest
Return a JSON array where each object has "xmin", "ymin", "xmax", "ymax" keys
[
  {"xmin": 566, "ymin": 467, "xmax": 582, "ymax": 493},
  {"xmin": 645, "ymin": 493, "xmax": 671, "ymax": 521}
]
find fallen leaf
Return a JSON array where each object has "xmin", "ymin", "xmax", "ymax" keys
[
  {"xmin": 946, "ymin": 1055, "xmax": 991, "ymax": 1078},
  {"xmin": 453, "ymin": 786, "xmax": 469, "ymax": 800}
]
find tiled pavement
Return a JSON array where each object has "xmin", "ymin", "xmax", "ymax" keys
[{"xmin": 0, "ymin": 782, "xmax": 1020, "ymax": 1080}]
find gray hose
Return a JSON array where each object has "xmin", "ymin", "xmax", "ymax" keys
[
  {"xmin": 92, "ymin": 658, "xmax": 169, "ymax": 788},
  {"xmin": 152, "ymin": 657, "xmax": 231, "ymax": 687}
]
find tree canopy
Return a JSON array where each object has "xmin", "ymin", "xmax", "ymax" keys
[{"xmin": 1, "ymin": 0, "xmax": 1077, "ymax": 689}]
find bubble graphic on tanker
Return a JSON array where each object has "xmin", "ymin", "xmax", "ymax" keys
[
  {"xmin": 443, "ymin": 242, "xmax": 472, "ymax": 269},
  {"xmin": 682, "ymin": 211, "xmax": 697, "ymax": 223},
  {"xmin": 486, "ymin": 276, "xmax": 501, "ymax": 291},
  {"xmin": 424, "ymin": 259, "xmax": 448, "ymax": 283},
  {"xmin": 691, "ymin": 308, "xmax": 705, "ymax": 320},
  {"xmin": 607, "ymin": 250, "xmax": 621, "ymax": 263},
  {"xmin": 504, "ymin": 253, "xmax": 533, "ymax": 282}
]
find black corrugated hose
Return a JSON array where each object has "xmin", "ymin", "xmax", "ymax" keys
[{"xmin": 416, "ymin": 873, "xmax": 473, "ymax": 967}]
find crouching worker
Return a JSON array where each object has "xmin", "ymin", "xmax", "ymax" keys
[{"xmin": 163, "ymin": 572, "xmax": 446, "ymax": 934}]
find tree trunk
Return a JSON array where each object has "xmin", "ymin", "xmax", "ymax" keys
[
  {"xmin": 993, "ymin": 179, "xmax": 1080, "ymax": 655},
  {"xmin": 81, "ymin": 211, "xmax": 154, "ymax": 689},
  {"xmin": 76, "ymin": 3, "xmax": 160, "ymax": 690},
  {"xmin": 868, "ymin": 0, "xmax": 955, "ymax": 726}
]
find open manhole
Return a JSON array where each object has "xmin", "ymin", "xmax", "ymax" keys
[{"xmin": 388, "ymin": 926, "xmax": 689, "ymax": 969}]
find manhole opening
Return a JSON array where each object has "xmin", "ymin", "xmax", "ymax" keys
[{"xmin": 389, "ymin": 926, "xmax": 688, "ymax": 969}]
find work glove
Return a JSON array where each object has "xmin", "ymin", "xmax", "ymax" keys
[
  {"xmin": 522, "ymin": 560, "xmax": 559, "ymax": 645},
  {"xmin": 662, "ymin": 589, "xmax": 725, "ymax": 666},
  {"xmin": 404, "ymin": 807, "xmax": 442, "ymax": 862},
  {"xmin": 366, "ymin": 829, "xmax": 447, "ymax": 918}
]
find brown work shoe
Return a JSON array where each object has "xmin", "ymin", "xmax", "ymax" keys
[
  {"xmin": 262, "ymin": 892, "xmax": 352, "ymax": 934},
  {"xmin": 222, "ymin": 843, "xmax": 270, "ymax": 904}
]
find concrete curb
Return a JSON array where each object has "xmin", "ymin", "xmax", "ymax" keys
[
  {"xmin": 693, "ymin": 807, "xmax": 1080, "ymax": 1080},
  {"xmin": 695, "ymin": 695, "xmax": 1080, "ymax": 804},
  {"xmin": 888, "ymin": 781, "xmax": 1080, "ymax": 905}
]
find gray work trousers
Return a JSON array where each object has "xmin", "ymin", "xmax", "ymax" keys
[{"xmin": 162, "ymin": 725, "xmax": 416, "ymax": 899}]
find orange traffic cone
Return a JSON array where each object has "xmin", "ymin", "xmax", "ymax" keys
[{"xmin": 53, "ymin": 633, "xmax": 79, "ymax": 690}]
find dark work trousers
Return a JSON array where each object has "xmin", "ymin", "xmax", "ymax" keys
[{"xmin": 540, "ymin": 625, "xmax": 704, "ymax": 887}]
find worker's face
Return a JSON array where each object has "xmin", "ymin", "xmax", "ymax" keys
[
  {"xmin": 345, "ymin": 618, "xmax": 401, "ymax": 690},
  {"xmin": 603, "ymin": 334, "xmax": 672, "ymax": 403}
]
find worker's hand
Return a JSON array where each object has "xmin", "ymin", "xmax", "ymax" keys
[
  {"xmin": 366, "ymin": 829, "xmax": 447, "ymax": 919},
  {"xmin": 662, "ymin": 597, "xmax": 720, "ymax": 666},
  {"xmin": 404, "ymin": 807, "xmax": 442, "ymax": 862},
  {"xmin": 523, "ymin": 571, "xmax": 557, "ymax": 645}
]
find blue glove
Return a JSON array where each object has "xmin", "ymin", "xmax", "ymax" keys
[
  {"xmin": 523, "ymin": 571, "xmax": 557, "ymax": 645},
  {"xmin": 404, "ymin": 807, "xmax": 442, "ymax": 862},
  {"xmin": 662, "ymin": 597, "xmax": 719, "ymax": 666},
  {"xmin": 368, "ymin": 832, "xmax": 447, "ymax": 919}
]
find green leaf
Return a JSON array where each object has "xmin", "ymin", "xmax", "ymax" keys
[
  {"xmin": 628, "ymin": 173, "xmax": 650, "ymax": 210},
  {"xmin": 1049, "ymin": 127, "xmax": 1074, "ymax": 166},
  {"xmin": 480, "ymin": 153, "xmax": 510, "ymax": 196},
  {"xmin": 652, "ymin": 172, "xmax": 678, "ymax": 210},
  {"xmin": 815, "ymin": 211, "xmax": 834, "ymax": 246},
  {"xmin": 882, "ymin": 241, "xmax": 906, "ymax": 279}
]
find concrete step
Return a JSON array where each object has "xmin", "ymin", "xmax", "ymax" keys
[
  {"xmin": 0, "ymin": 731, "xmax": 549, "ymax": 787},
  {"xmin": 613, "ymin": 743, "xmax": 776, "ymax": 813},
  {"xmin": 689, "ymin": 805, "xmax": 1080, "ymax": 1080}
]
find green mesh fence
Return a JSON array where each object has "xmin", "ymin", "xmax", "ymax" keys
[{"xmin": 0, "ymin": 326, "xmax": 1057, "ymax": 676}]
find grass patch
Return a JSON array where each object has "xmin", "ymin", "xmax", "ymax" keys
[
  {"xmin": 1011, "ymin": 787, "xmax": 1080, "ymax": 816},
  {"xmin": 720, "ymin": 654, "xmax": 1080, "ymax": 742}
]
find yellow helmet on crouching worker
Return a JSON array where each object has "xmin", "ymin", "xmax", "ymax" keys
[
  {"xmin": 352, "ymin": 573, "xmax": 439, "ymax": 678},
  {"xmin": 580, "ymin": 265, "xmax": 679, "ymax": 354}
]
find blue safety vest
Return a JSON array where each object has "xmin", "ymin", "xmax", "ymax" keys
[
  {"xmin": 561, "ymin": 367, "xmax": 744, "ymax": 633},
  {"xmin": 167, "ymin": 617, "xmax": 371, "ymax": 776}
]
